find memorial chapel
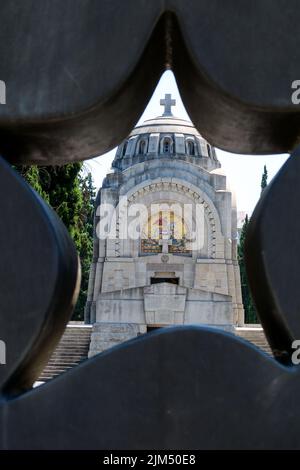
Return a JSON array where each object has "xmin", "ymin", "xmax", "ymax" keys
[{"xmin": 85, "ymin": 94, "xmax": 244, "ymax": 356}]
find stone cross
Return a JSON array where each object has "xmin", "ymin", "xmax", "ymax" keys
[
  {"xmin": 160, "ymin": 93, "xmax": 176, "ymax": 116},
  {"xmin": 159, "ymin": 237, "xmax": 173, "ymax": 253}
]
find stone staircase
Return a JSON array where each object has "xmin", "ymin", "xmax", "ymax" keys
[
  {"xmin": 235, "ymin": 327, "xmax": 272, "ymax": 355},
  {"xmin": 39, "ymin": 324, "xmax": 92, "ymax": 382},
  {"xmin": 38, "ymin": 324, "xmax": 272, "ymax": 382}
]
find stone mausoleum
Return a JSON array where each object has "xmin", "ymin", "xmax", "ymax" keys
[{"xmin": 85, "ymin": 94, "xmax": 244, "ymax": 356}]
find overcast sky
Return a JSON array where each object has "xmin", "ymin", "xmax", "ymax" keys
[{"xmin": 85, "ymin": 71, "xmax": 289, "ymax": 216}]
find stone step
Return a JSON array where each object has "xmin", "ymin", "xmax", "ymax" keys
[
  {"xmin": 54, "ymin": 338, "xmax": 90, "ymax": 342},
  {"xmin": 44, "ymin": 363, "xmax": 81, "ymax": 368},
  {"xmin": 41, "ymin": 366, "xmax": 74, "ymax": 373},
  {"xmin": 46, "ymin": 360, "xmax": 84, "ymax": 364},
  {"xmin": 39, "ymin": 324, "xmax": 274, "ymax": 383},
  {"xmin": 54, "ymin": 343, "xmax": 89, "ymax": 346},
  {"xmin": 51, "ymin": 350, "xmax": 89, "ymax": 354},
  {"xmin": 54, "ymin": 336, "xmax": 90, "ymax": 340},
  {"xmin": 55, "ymin": 334, "xmax": 91, "ymax": 338},
  {"xmin": 53, "ymin": 344, "xmax": 89, "ymax": 347},
  {"xmin": 235, "ymin": 327, "xmax": 272, "ymax": 354},
  {"xmin": 61, "ymin": 332, "xmax": 91, "ymax": 335},
  {"xmin": 39, "ymin": 324, "xmax": 92, "ymax": 382},
  {"xmin": 60, "ymin": 337, "xmax": 91, "ymax": 340},
  {"xmin": 47, "ymin": 356, "xmax": 87, "ymax": 361},
  {"xmin": 49, "ymin": 353, "xmax": 88, "ymax": 358},
  {"xmin": 58, "ymin": 331, "xmax": 90, "ymax": 334},
  {"xmin": 55, "ymin": 344, "xmax": 89, "ymax": 346},
  {"xmin": 52, "ymin": 347, "xmax": 89, "ymax": 351},
  {"xmin": 63, "ymin": 329, "xmax": 91, "ymax": 333}
]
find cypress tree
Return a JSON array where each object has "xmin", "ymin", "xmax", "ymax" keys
[
  {"xmin": 260, "ymin": 164, "xmax": 268, "ymax": 194},
  {"xmin": 238, "ymin": 166, "xmax": 270, "ymax": 323},
  {"xmin": 238, "ymin": 215, "xmax": 258, "ymax": 323}
]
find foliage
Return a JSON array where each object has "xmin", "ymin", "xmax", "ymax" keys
[
  {"xmin": 238, "ymin": 165, "xmax": 268, "ymax": 323},
  {"xmin": 238, "ymin": 215, "xmax": 258, "ymax": 323},
  {"xmin": 261, "ymin": 164, "xmax": 268, "ymax": 194},
  {"xmin": 15, "ymin": 163, "xmax": 96, "ymax": 320}
]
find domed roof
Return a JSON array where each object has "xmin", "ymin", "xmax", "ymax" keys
[
  {"xmin": 112, "ymin": 94, "xmax": 220, "ymax": 172},
  {"xmin": 129, "ymin": 115, "xmax": 200, "ymax": 137}
]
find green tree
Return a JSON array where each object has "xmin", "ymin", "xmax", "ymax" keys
[
  {"xmin": 238, "ymin": 165, "xmax": 270, "ymax": 323},
  {"xmin": 261, "ymin": 164, "xmax": 268, "ymax": 194},
  {"xmin": 37, "ymin": 163, "xmax": 84, "ymax": 248},
  {"xmin": 15, "ymin": 163, "xmax": 96, "ymax": 320},
  {"xmin": 14, "ymin": 165, "xmax": 49, "ymax": 202},
  {"xmin": 238, "ymin": 215, "xmax": 258, "ymax": 323},
  {"xmin": 75, "ymin": 171, "xmax": 96, "ymax": 318}
]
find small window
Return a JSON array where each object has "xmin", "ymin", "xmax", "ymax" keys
[
  {"xmin": 187, "ymin": 141, "xmax": 195, "ymax": 155},
  {"xmin": 139, "ymin": 139, "xmax": 147, "ymax": 154},
  {"xmin": 122, "ymin": 142, "xmax": 128, "ymax": 156},
  {"xmin": 162, "ymin": 137, "xmax": 172, "ymax": 154},
  {"xmin": 207, "ymin": 144, "xmax": 211, "ymax": 157}
]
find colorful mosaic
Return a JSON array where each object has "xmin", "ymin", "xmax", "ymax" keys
[{"xmin": 141, "ymin": 211, "xmax": 190, "ymax": 254}]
